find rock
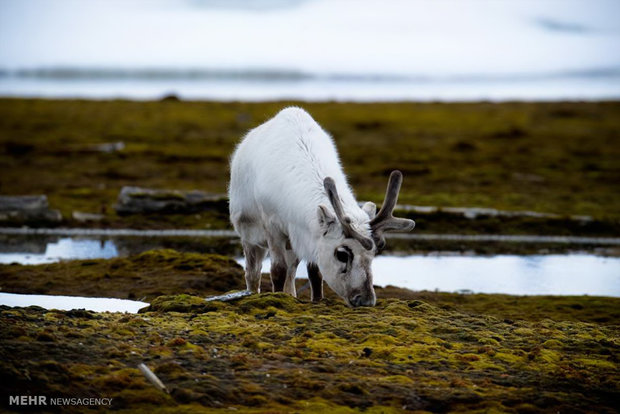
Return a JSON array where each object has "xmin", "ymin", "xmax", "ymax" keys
[
  {"xmin": 0, "ymin": 195, "xmax": 62, "ymax": 224},
  {"xmin": 205, "ymin": 290, "xmax": 252, "ymax": 302},
  {"xmin": 0, "ymin": 195, "xmax": 48, "ymax": 211},
  {"xmin": 114, "ymin": 186, "xmax": 228, "ymax": 215},
  {"xmin": 393, "ymin": 203, "xmax": 593, "ymax": 221},
  {"xmin": 93, "ymin": 142, "xmax": 124, "ymax": 153},
  {"xmin": 72, "ymin": 211, "xmax": 105, "ymax": 222},
  {"xmin": 54, "ymin": 142, "xmax": 125, "ymax": 155}
]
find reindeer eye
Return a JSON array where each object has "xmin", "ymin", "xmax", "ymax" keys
[{"xmin": 335, "ymin": 247, "xmax": 351, "ymax": 264}]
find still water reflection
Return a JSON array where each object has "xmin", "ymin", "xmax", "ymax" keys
[
  {"xmin": 0, "ymin": 292, "xmax": 147, "ymax": 313},
  {"xmin": 239, "ymin": 254, "xmax": 620, "ymax": 297},
  {"xmin": 0, "ymin": 238, "xmax": 118, "ymax": 265},
  {"xmin": 1, "ymin": 238, "xmax": 618, "ymax": 297}
]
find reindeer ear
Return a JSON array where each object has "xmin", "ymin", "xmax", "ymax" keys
[
  {"xmin": 362, "ymin": 202, "xmax": 377, "ymax": 219},
  {"xmin": 317, "ymin": 205, "xmax": 337, "ymax": 234}
]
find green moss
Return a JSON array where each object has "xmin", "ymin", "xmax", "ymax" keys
[
  {"xmin": 542, "ymin": 339, "xmax": 563, "ymax": 349},
  {"xmin": 1, "ymin": 99, "xmax": 619, "ymax": 236},
  {"xmin": 237, "ymin": 292, "xmax": 301, "ymax": 313},
  {"xmin": 376, "ymin": 289, "xmax": 620, "ymax": 325},
  {"xmin": 0, "ymin": 249, "xmax": 244, "ymax": 301},
  {"xmin": 1, "ymin": 251, "xmax": 619, "ymax": 412},
  {"xmin": 26, "ymin": 291, "xmax": 606, "ymax": 412},
  {"xmin": 146, "ymin": 294, "xmax": 227, "ymax": 313}
]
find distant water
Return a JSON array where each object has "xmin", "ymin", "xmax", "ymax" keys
[
  {"xmin": 1, "ymin": 237, "xmax": 619, "ymax": 296},
  {"xmin": 1, "ymin": 68, "xmax": 618, "ymax": 101},
  {"xmin": 1, "ymin": 0, "xmax": 619, "ymax": 101}
]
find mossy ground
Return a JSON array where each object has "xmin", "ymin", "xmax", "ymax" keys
[
  {"xmin": 1, "ymin": 98, "xmax": 619, "ymax": 411},
  {"xmin": 1, "ymin": 250, "xmax": 619, "ymax": 413},
  {"xmin": 0, "ymin": 249, "xmax": 244, "ymax": 301},
  {"xmin": 1, "ymin": 99, "xmax": 619, "ymax": 234},
  {"xmin": 1, "ymin": 293, "xmax": 618, "ymax": 413}
]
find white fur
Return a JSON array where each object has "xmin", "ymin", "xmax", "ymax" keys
[
  {"xmin": 229, "ymin": 107, "xmax": 377, "ymax": 306},
  {"xmin": 229, "ymin": 107, "xmax": 370, "ymax": 262}
]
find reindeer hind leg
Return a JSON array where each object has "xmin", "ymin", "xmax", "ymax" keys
[{"xmin": 242, "ymin": 242, "xmax": 266, "ymax": 293}]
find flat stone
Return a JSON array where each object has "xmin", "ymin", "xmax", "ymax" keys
[
  {"xmin": 0, "ymin": 195, "xmax": 62, "ymax": 224},
  {"xmin": 114, "ymin": 186, "xmax": 228, "ymax": 215},
  {"xmin": 92, "ymin": 142, "xmax": 124, "ymax": 153},
  {"xmin": 0, "ymin": 195, "xmax": 49, "ymax": 211},
  {"xmin": 205, "ymin": 290, "xmax": 253, "ymax": 302},
  {"xmin": 392, "ymin": 204, "xmax": 593, "ymax": 222},
  {"xmin": 72, "ymin": 211, "xmax": 105, "ymax": 222}
]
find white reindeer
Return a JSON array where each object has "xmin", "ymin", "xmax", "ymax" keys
[{"xmin": 229, "ymin": 107, "xmax": 415, "ymax": 307}]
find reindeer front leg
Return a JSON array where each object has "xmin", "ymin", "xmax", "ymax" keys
[
  {"xmin": 283, "ymin": 248, "xmax": 299, "ymax": 297},
  {"xmin": 307, "ymin": 263, "xmax": 323, "ymax": 302}
]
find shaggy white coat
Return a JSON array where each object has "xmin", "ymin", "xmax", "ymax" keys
[{"xmin": 229, "ymin": 107, "xmax": 371, "ymax": 262}]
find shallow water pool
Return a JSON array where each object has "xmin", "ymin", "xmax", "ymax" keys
[
  {"xmin": 238, "ymin": 254, "xmax": 620, "ymax": 297},
  {"xmin": 0, "ymin": 292, "xmax": 148, "ymax": 313},
  {"xmin": 1, "ymin": 237, "xmax": 619, "ymax": 297},
  {"xmin": 0, "ymin": 237, "xmax": 118, "ymax": 265}
]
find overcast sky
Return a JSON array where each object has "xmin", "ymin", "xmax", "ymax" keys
[{"xmin": 1, "ymin": 0, "xmax": 619, "ymax": 76}]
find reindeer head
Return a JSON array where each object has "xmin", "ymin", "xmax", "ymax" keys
[{"xmin": 317, "ymin": 171, "xmax": 415, "ymax": 307}]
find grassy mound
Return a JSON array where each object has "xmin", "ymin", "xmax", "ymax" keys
[
  {"xmin": 0, "ymin": 249, "xmax": 244, "ymax": 301},
  {"xmin": 1, "ymin": 293, "xmax": 618, "ymax": 413}
]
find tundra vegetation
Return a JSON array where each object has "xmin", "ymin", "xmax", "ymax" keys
[
  {"xmin": 1, "ymin": 251, "xmax": 619, "ymax": 413},
  {"xmin": 0, "ymin": 99, "xmax": 619, "ymax": 235},
  {"xmin": 1, "ymin": 100, "xmax": 619, "ymax": 412}
]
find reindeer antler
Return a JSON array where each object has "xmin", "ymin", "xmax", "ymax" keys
[
  {"xmin": 370, "ymin": 170, "xmax": 415, "ymax": 250},
  {"xmin": 324, "ymin": 177, "xmax": 374, "ymax": 250}
]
